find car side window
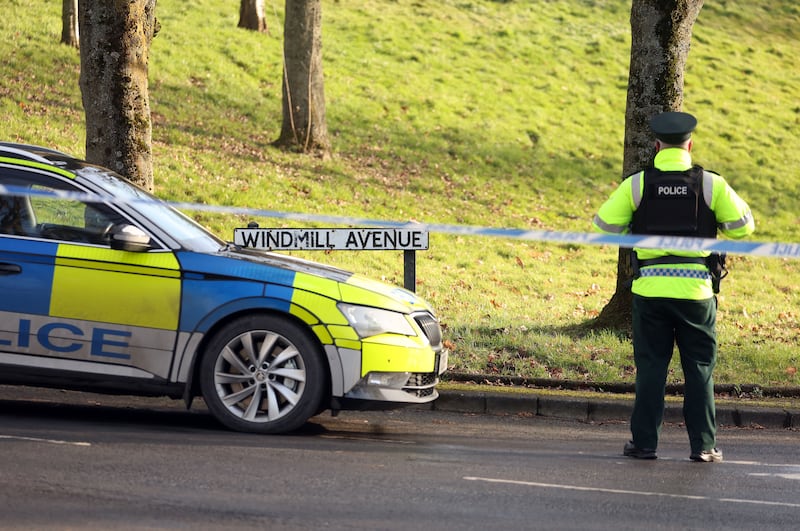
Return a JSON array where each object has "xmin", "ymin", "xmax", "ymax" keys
[
  {"xmin": 0, "ymin": 168, "xmax": 126, "ymax": 245},
  {"xmin": 29, "ymin": 185, "xmax": 85, "ymax": 226},
  {"xmin": 29, "ymin": 184, "xmax": 126, "ymax": 245}
]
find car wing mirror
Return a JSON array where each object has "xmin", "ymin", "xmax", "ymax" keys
[{"xmin": 109, "ymin": 224, "xmax": 152, "ymax": 252}]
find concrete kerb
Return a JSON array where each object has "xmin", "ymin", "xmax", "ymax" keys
[{"xmin": 426, "ymin": 389, "xmax": 797, "ymax": 429}]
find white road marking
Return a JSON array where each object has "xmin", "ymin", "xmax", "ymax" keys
[
  {"xmin": 636, "ymin": 458, "xmax": 800, "ymax": 470},
  {"xmin": 0, "ymin": 434, "xmax": 91, "ymax": 447},
  {"xmin": 463, "ymin": 476, "xmax": 800, "ymax": 508},
  {"xmin": 726, "ymin": 459, "xmax": 800, "ymax": 467},
  {"xmin": 749, "ymin": 472, "xmax": 800, "ymax": 480}
]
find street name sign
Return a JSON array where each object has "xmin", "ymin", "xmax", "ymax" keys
[{"xmin": 234, "ymin": 227, "xmax": 429, "ymax": 251}]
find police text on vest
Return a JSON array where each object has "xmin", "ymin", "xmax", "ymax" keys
[{"xmin": 657, "ymin": 185, "xmax": 688, "ymax": 196}]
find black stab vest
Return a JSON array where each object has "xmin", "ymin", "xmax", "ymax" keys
[{"xmin": 631, "ymin": 165, "xmax": 717, "ymax": 238}]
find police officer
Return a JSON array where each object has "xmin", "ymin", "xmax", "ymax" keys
[{"xmin": 593, "ymin": 111, "xmax": 755, "ymax": 462}]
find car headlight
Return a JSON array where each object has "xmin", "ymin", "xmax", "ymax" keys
[{"xmin": 337, "ymin": 303, "xmax": 416, "ymax": 338}]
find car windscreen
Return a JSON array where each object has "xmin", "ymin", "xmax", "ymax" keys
[{"xmin": 75, "ymin": 165, "xmax": 225, "ymax": 253}]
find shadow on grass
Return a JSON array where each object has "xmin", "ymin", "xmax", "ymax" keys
[{"xmin": 454, "ymin": 320, "xmax": 631, "ymax": 349}]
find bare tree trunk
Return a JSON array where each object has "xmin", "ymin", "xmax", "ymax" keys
[
  {"xmin": 593, "ymin": 0, "xmax": 704, "ymax": 332},
  {"xmin": 622, "ymin": 0, "xmax": 703, "ymax": 174},
  {"xmin": 78, "ymin": 0, "xmax": 159, "ymax": 192},
  {"xmin": 239, "ymin": 0, "xmax": 268, "ymax": 32},
  {"xmin": 275, "ymin": 0, "xmax": 330, "ymax": 157},
  {"xmin": 61, "ymin": 0, "xmax": 79, "ymax": 48}
]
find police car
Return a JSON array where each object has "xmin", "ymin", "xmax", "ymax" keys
[{"xmin": 0, "ymin": 143, "xmax": 445, "ymax": 434}]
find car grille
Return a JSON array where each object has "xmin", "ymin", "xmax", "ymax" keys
[
  {"xmin": 413, "ymin": 312, "xmax": 442, "ymax": 348},
  {"xmin": 403, "ymin": 372, "xmax": 438, "ymax": 399},
  {"xmin": 402, "ymin": 313, "xmax": 443, "ymax": 398}
]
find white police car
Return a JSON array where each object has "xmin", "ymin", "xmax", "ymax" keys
[{"xmin": 0, "ymin": 143, "xmax": 445, "ymax": 434}]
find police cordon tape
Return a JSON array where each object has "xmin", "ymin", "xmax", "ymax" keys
[{"xmin": 3, "ymin": 183, "xmax": 799, "ymax": 259}]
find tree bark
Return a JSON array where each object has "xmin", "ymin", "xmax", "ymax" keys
[
  {"xmin": 61, "ymin": 0, "xmax": 79, "ymax": 48},
  {"xmin": 78, "ymin": 0, "xmax": 159, "ymax": 191},
  {"xmin": 593, "ymin": 0, "xmax": 704, "ymax": 332},
  {"xmin": 275, "ymin": 0, "xmax": 331, "ymax": 157},
  {"xmin": 239, "ymin": 0, "xmax": 268, "ymax": 33},
  {"xmin": 622, "ymin": 0, "xmax": 703, "ymax": 175}
]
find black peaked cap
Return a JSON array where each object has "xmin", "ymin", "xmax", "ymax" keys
[{"xmin": 649, "ymin": 111, "xmax": 697, "ymax": 144}]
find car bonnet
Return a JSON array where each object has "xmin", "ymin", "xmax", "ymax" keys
[{"xmin": 218, "ymin": 247, "xmax": 434, "ymax": 314}]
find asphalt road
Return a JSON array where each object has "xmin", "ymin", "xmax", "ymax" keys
[{"xmin": 1, "ymin": 386, "xmax": 799, "ymax": 530}]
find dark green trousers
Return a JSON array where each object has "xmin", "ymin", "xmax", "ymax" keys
[{"xmin": 631, "ymin": 295, "xmax": 718, "ymax": 454}]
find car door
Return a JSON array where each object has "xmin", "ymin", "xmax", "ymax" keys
[{"xmin": 0, "ymin": 167, "xmax": 182, "ymax": 382}]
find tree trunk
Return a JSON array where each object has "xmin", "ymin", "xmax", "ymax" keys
[
  {"xmin": 592, "ymin": 248, "xmax": 635, "ymax": 334},
  {"xmin": 239, "ymin": 0, "xmax": 268, "ymax": 32},
  {"xmin": 593, "ymin": 0, "xmax": 704, "ymax": 332},
  {"xmin": 61, "ymin": 0, "xmax": 79, "ymax": 48},
  {"xmin": 622, "ymin": 0, "xmax": 703, "ymax": 175},
  {"xmin": 275, "ymin": 0, "xmax": 330, "ymax": 157},
  {"xmin": 78, "ymin": 0, "xmax": 159, "ymax": 191}
]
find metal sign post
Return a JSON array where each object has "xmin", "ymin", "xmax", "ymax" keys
[{"xmin": 403, "ymin": 249, "xmax": 416, "ymax": 293}]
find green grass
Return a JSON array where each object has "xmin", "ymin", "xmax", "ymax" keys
[{"xmin": 1, "ymin": 0, "xmax": 799, "ymax": 387}]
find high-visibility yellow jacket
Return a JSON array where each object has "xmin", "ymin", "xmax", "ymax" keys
[{"xmin": 593, "ymin": 147, "xmax": 755, "ymax": 300}]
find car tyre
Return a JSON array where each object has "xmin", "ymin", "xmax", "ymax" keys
[{"xmin": 200, "ymin": 315, "xmax": 325, "ymax": 434}]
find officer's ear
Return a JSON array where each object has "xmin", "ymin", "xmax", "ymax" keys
[
  {"xmin": 687, "ymin": 139, "xmax": 693, "ymax": 152},
  {"xmin": 654, "ymin": 140, "xmax": 663, "ymax": 152}
]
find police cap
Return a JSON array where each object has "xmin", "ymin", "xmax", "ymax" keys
[{"xmin": 649, "ymin": 111, "xmax": 697, "ymax": 144}]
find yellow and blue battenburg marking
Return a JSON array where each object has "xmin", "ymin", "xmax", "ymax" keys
[
  {"xmin": 0, "ymin": 223, "xmax": 439, "ymax": 384},
  {"xmin": 0, "ymin": 238, "xmax": 58, "ymax": 315},
  {"xmin": 0, "ymin": 237, "xmax": 178, "ymax": 375},
  {"xmin": 53, "ymin": 243, "xmax": 181, "ymax": 329}
]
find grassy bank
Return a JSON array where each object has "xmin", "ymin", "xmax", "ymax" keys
[{"xmin": 1, "ymin": 0, "xmax": 798, "ymax": 387}]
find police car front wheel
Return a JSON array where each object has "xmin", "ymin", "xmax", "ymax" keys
[{"xmin": 199, "ymin": 315, "xmax": 326, "ymax": 434}]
